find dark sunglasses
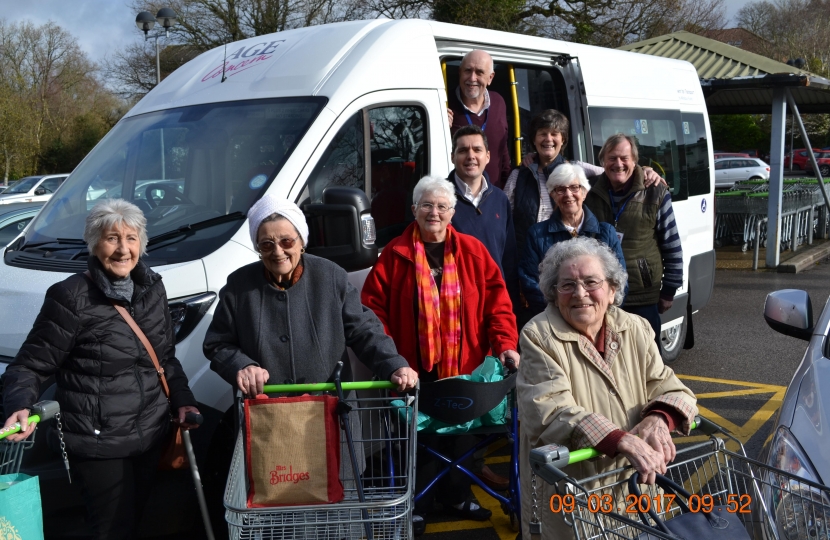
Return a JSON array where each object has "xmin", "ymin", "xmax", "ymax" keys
[{"xmin": 257, "ymin": 236, "xmax": 299, "ymax": 252}]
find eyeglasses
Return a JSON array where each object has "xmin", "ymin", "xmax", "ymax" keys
[
  {"xmin": 257, "ymin": 236, "xmax": 299, "ymax": 253},
  {"xmin": 556, "ymin": 278, "xmax": 605, "ymax": 294},
  {"xmin": 417, "ymin": 202, "xmax": 452, "ymax": 214},
  {"xmin": 552, "ymin": 185, "xmax": 582, "ymax": 196}
]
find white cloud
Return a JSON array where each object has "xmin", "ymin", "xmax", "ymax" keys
[{"xmin": 4, "ymin": 1, "xmax": 145, "ymax": 64}]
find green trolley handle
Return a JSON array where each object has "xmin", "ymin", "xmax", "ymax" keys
[
  {"xmin": 0, "ymin": 414, "xmax": 42, "ymax": 441},
  {"xmin": 261, "ymin": 381, "xmax": 396, "ymax": 394},
  {"xmin": 531, "ymin": 417, "xmax": 714, "ymax": 485}
]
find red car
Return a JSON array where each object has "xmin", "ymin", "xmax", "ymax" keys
[
  {"xmin": 804, "ymin": 151, "xmax": 830, "ymax": 176},
  {"xmin": 784, "ymin": 148, "xmax": 821, "ymax": 170}
]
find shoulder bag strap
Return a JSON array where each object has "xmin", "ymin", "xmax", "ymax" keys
[{"xmin": 84, "ymin": 270, "xmax": 171, "ymax": 399}]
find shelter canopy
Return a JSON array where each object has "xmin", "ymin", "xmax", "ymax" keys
[{"xmin": 619, "ymin": 31, "xmax": 830, "ymax": 114}]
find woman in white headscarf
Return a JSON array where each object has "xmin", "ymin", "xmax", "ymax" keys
[{"xmin": 203, "ymin": 195, "xmax": 418, "ymax": 396}]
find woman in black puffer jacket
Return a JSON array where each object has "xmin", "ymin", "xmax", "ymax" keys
[{"xmin": 2, "ymin": 199, "xmax": 200, "ymax": 540}]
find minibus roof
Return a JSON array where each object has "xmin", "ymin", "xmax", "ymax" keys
[{"xmin": 127, "ymin": 18, "xmax": 703, "ymax": 118}]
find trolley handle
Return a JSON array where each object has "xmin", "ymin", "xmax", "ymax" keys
[
  {"xmin": 0, "ymin": 400, "xmax": 61, "ymax": 441},
  {"xmin": 530, "ymin": 417, "xmax": 707, "ymax": 485},
  {"xmin": 261, "ymin": 381, "xmax": 396, "ymax": 394}
]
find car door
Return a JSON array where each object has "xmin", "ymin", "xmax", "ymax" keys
[{"xmin": 715, "ymin": 160, "xmax": 730, "ymax": 187}]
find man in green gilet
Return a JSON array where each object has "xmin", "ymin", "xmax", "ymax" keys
[{"xmin": 584, "ymin": 134, "xmax": 684, "ymax": 346}]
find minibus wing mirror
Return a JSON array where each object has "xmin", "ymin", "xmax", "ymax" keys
[{"xmin": 303, "ymin": 186, "xmax": 377, "ymax": 272}]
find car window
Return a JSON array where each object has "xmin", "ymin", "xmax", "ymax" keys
[
  {"xmin": 4, "ymin": 177, "xmax": 40, "ymax": 194},
  {"xmin": 304, "ymin": 111, "xmax": 365, "ymax": 204},
  {"xmin": 715, "ymin": 161, "xmax": 726, "ymax": 170},
  {"xmin": 39, "ymin": 178, "xmax": 63, "ymax": 193},
  {"xmin": 0, "ymin": 216, "xmax": 33, "ymax": 246},
  {"xmin": 369, "ymin": 106, "xmax": 427, "ymax": 246}
]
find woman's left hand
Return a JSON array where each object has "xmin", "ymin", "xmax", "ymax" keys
[
  {"xmin": 629, "ymin": 414, "xmax": 675, "ymax": 465},
  {"xmin": 498, "ymin": 350, "xmax": 521, "ymax": 369},
  {"xmin": 390, "ymin": 367, "xmax": 418, "ymax": 392},
  {"xmin": 176, "ymin": 405, "xmax": 202, "ymax": 430}
]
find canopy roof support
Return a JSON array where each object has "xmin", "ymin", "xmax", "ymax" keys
[{"xmin": 766, "ymin": 89, "xmax": 787, "ymax": 268}]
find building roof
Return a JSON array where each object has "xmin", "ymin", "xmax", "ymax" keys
[
  {"xmin": 619, "ymin": 31, "xmax": 830, "ymax": 114},
  {"xmin": 619, "ymin": 30, "xmax": 802, "ymax": 79},
  {"xmin": 699, "ymin": 28, "xmax": 768, "ymax": 56}
]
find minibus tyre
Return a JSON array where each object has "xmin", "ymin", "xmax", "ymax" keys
[{"xmin": 660, "ymin": 318, "xmax": 687, "ymax": 363}]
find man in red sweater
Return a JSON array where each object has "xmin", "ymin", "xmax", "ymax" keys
[{"xmin": 448, "ymin": 50, "xmax": 512, "ymax": 189}]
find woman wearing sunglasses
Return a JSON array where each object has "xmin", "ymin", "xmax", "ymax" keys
[
  {"xmin": 518, "ymin": 163, "xmax": 627, "ymax": 319},
  {"xmin": 203, "ymin": 195, "xmax": 418, "ymax": 399}
]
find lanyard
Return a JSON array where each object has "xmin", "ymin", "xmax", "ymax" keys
[
  {"xmin": 608, "ymin": 189, "xmax": 636, "ymax": 228},
  {"xmin": 464, "ymin": 108, "xmax": 488, "ymax": 131}
]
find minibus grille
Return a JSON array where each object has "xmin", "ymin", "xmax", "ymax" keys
[{"xmin": 4, "ymin": 251, "xmax": 88, "ymax": 273}]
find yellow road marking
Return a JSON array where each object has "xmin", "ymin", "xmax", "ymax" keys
[
  {"xmin": 471, "ymin": 484, "xmax": 518, "ymax": 540},
  {"xmin": 425, "ymin": 520, "xmax": 493, "ymax": 533},
  {"xmin": 695, "ymin": 388, "xmax": 776, "ymax": 399},
  {"xmin": 677, "ymin": 374, "xmax": 784, "ymax": 390}
]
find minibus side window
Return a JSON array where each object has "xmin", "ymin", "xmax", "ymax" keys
[
  {"xmin": 368, "ymin": 106, "xmax": 428, "ymax": 247},
  {"xmin": 681, "ymin": 113, "xmax": 711, "ymax": 197},
  {"xmin": 588, "ymin": 107, "xmax": 686, "ymax": 201},
  {"xmin": 305, "ymin": 111, "xmax": 365, "ymax": 203}
]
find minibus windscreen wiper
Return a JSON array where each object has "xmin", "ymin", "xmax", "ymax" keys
[
  {"xmin": 146, "ymin": 212, "xmax": 246, "ymax": 250},
  {"xmin": 21, "ymin": 238, "xmax": 88, "ymax": 251}
]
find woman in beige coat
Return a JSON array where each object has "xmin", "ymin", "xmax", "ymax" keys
[{"xmin": 517, "ymin": 237, "xmax": 697, "ymax": 539}]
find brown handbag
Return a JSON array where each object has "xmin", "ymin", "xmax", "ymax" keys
[{"xmin": 110, "ymin": 301, "xmax": 188, "ymax": 470}]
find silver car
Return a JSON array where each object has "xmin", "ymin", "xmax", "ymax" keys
[
  {"xmin": 715, "ymin": 157, "xmax": 770, "ymax": 190},
  {"xmin": 762, "ymin": 289, "xmax": 830, "ymax": 536}
]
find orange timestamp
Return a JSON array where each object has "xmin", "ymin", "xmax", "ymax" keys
[{"xmin": 549, "ymin": 493, "xmax": 752, "ymax": 514}]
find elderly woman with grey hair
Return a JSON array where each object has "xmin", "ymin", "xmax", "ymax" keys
[
  {"xmin": 362, "ymin": 175, "xmax": 519, "ymax": 531},
  {"xmin": 518, "ymin": 162, "xmax": 626, "ymax": 317},
  {"xmin": 517, "ymin": 237, "xmax": 697, "ymax": 539},
  {"xmin": 2, "ymin": 199, "xmax": 200, "ymax": 540}
]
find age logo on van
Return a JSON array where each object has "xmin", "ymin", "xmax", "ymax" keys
[{"xmin": 201, "ymin": 40, "xmax": 284, "ymax": 82}]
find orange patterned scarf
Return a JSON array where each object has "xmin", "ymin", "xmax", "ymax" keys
[{"xmin": 413, "ymin": 226, "xmax": 461, "ymax": 379}]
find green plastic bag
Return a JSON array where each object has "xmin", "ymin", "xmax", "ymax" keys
[
  {"xmin": 0, "ymin": 473, "xmax": 44, "ymax": 539},
  {"xmin": 394, "ymin": 356, "xmax": 508, "ymax": 434}
]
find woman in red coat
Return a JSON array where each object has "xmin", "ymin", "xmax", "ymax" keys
[{"xmin": 361, "ymin": 175, "xmax": 519, "ymax": 533}]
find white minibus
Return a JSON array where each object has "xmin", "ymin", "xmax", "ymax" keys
[{"xmin": 0, "ymin": 18, "xmax": 714, "ymax": 530}]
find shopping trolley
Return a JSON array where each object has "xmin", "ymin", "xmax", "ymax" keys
[
  {"xmin": 529, "ymin": 416, "xmax": 830, "ymax": 539},
  {"xmin": 223, "ymin": 363, "xmax": 418, "ymax": 540}
]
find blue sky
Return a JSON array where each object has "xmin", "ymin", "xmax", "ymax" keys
[{"xmin": 11, "ymin": 0, "xmax": 750, "ymax": 64}]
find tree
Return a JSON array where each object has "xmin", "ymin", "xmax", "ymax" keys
[{"xmin": 709, "ymin": 114, "xmax": 767, "ymax": 151}]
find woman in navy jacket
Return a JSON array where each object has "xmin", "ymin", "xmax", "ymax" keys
[{"xmin": 519, "ymin": 163, "xmax": 626, "ymax": 315}]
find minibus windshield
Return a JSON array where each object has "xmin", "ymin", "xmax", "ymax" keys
[{"xmin": 19, "ymin": 97, "xmax": 325, "ymax": 267}]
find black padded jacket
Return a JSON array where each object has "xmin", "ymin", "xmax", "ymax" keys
[{"xmin": 2, "ymin": 257, "xmax": 197, "ymax": 459}]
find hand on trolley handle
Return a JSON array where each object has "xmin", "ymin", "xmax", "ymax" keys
[{"xmin": 1, "ymin": 400, "xmax": 62, "ymax": 442}]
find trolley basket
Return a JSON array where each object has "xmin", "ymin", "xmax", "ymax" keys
[
  {"xmin": 224, "ymin": 374, "xmax": 418, "ymax": 540},
  {"xmin": 529, "ymin": 416, "xmax": 830, "ymax": 539}
]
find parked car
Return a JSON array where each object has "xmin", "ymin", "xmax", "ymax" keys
[
  {"xmin": 0, "ymin": 180, "xmax": 21, "ymax": 195},
  {"xmin": 0, "ymin": 202, "xmax": 43, "ymax": 247},
  {"xmin": 784, "ymin": 148, "xmax": 821, "ymax": 170},
  {"xmin": 761, "ymin": 290, "xmax": 830, "ymax": 537},
  {"xmin": 714, "ymin": 157, "xmax": 770, "ymax": 189},
  {"xmin": 713, "ymin": 152, "xmax": 750, "ymax": 159},
  {"xmin": 803, "ymin": 151, "xmax": 830, "ymax": 177},
  {"xmin": 0, "ymin": 174, "xmax": 69, "ymax": 205}
]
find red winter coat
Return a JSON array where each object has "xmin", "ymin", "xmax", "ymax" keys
[{"xmin": 361, "ymin": 222, "xmax": 518, "ymax": 376}]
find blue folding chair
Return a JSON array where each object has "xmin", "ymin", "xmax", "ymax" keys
[{"xmin": 414, "ymin": 366, "xmax": 521, "ymax": 528}]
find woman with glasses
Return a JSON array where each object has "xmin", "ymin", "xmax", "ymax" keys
[
  {"xmin": 203, "ymin": 194, "xmax": 418, "ymax": 398},
  {"xmin": 517, "ymin": 237, "xmax": 696, "ymax": 539},
  {"xmin": 518, "ymin": 163, "xmax": 626, "ymax": 317},
  {"xmin": 361, "ymin": 175, "xmax": 519, "ymax": 534}
]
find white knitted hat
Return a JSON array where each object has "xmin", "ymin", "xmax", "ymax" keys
[{"xmin": 247, "ymin": 195, "xmax": 309, "ymax": 248}]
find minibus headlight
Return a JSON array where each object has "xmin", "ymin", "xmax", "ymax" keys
[
  {"xmin": 168, "ymin": 292, "xmax": 216, "ymax": 344},
  {"xmin": 361, "ymin": 214, "xmax": 376, "ymax": 246}
]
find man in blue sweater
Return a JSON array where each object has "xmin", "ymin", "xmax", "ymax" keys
[
  {"xmin": 447, "ymin": 125, "xmax": 518, "ymax": 298},
  {"xmin": 446, "ymin": 124, "xmax": 518, "ymax": 491}
]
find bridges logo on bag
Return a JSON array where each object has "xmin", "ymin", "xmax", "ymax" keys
[
  {"xmin": 245, "ymin": 395, "xmax": 344, "ymax": 507},
  {"xmin": 270, "ymin": 465, "xmax": 311, "ymax": 485}
]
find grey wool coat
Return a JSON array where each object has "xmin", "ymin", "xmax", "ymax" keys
[{"xmin": 203, "ymin": 254, "xmax": 408, "ymax": 389}]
